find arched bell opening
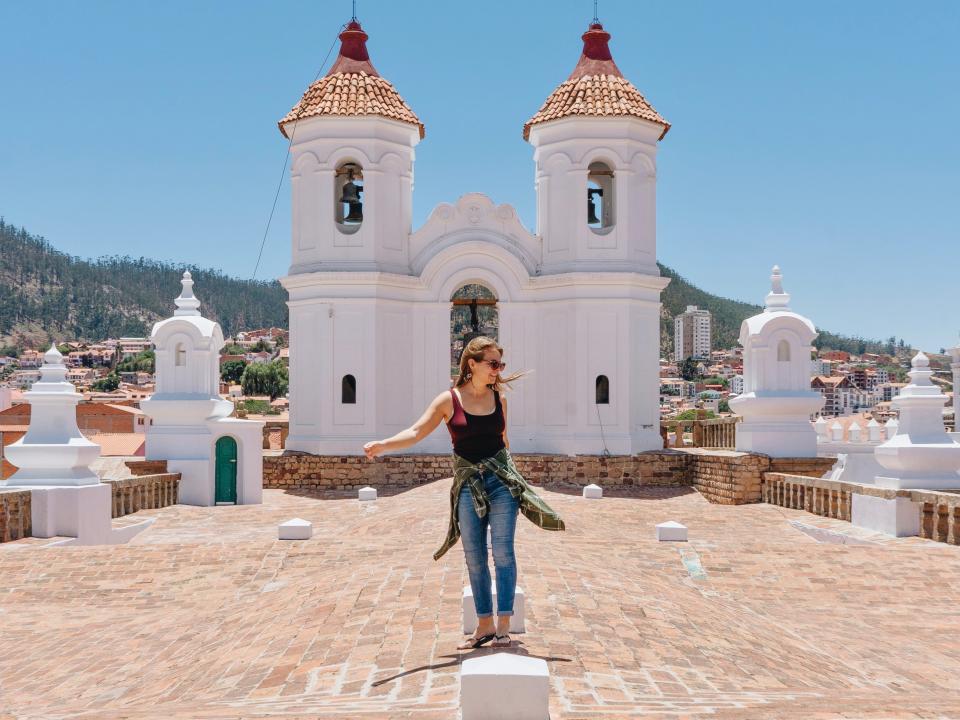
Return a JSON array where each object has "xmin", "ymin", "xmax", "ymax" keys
[
  {"xmin": 450, "ymin": 283, "xmax": 499, "ymax": 381},
  {"xmin": 334, "ymin": 162, "xmax": 363, "ymax": 234},
  {"xmin": 587, "ymin": 161, "xmax": 614, "ymax": 232}
]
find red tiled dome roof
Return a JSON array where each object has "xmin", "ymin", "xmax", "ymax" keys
[
  {"xmin": 278, "ymin": 21, "xmax": 424, "ymax": 139},
  {"xmin": 524, "ymin": 23, "xmax": 669, "ymax": 141}
]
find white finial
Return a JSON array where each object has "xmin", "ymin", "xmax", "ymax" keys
[
  {"xmin": 44, "ymin": 342, "xmax": 63, "ymax": 365},
  {"xmin": 764, "ymin": 265, "xmax": 791, "ymax": 312},
  {"xmin": 174, "ymin": 270, "xmax": 201, "ymax": 316}
]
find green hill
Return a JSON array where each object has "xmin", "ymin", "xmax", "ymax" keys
[
  {"xmin": 0, "ymin": 219, "xmax": 287, "ymax": 349},
  {"xmin": 1, "ymin": 218, "xmax": 893, "ymax": 357}
]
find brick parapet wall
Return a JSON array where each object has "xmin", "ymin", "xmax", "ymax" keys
[
  {"xmin": 263, "ymin": 449, "xmax": 742, "ymax": 493},
  {"xmin": 685, "ymin": 451, "xmax": 835, "ymax": 505},
  {"xmin": 105, "ymin": 473, "xmax": 180, "ymax": 518},
  {"xmin": 764, "ymin": 471, "xmax": 960, "ymax": 546},
  {"xmin": 0, "ymin": 489, "xmax": 31, "ymax": 543},
  {"xmin": 263, "ymin": 450, "xmax": 834, "ymax": 503}
]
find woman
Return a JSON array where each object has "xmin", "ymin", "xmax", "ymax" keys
[{"xmin": 363, "ymin": 336, "xmax": 565, "ymax": 649}]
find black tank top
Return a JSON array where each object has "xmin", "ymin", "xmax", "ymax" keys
[{"xmin": 446, "ymin": 388, "xmax": 506, "ymax": 462}]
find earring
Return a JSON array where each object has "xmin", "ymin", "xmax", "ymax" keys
[{"xmin": 466, "ymin": 372, "xmax": 472, "ymax": 379}]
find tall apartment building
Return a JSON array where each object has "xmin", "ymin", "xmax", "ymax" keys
[{"xmin": 673, "ymin": 305, "xmax": 712, "ymax": 361}]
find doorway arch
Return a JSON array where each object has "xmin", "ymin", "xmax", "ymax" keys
[{"xmin": 450, "ymin": 283, "xmax": 499, "ymax": 380}]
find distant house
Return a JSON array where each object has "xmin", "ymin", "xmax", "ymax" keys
[
  {"xmin": 118, "ymin": 337, "xmax": 151, "ymax": 358},
  {"xmin": 811, "ymin": 375, "xmax": 855, "ymax": 416}
]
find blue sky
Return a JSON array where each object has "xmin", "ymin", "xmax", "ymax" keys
[{"xmin": 2, "ymin": 1, "xmax": 958, "ymax": 352}]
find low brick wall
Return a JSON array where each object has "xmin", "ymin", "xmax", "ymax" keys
[
  {"xmin": 264, "ymin": 451, "xmax": 695, "ymax": 492},
  {"xmin": 918, "ymin": 493, "xmax": 960, "ymax": 545},
  {"xmin": 0, "ymin": 489, "xmax": 31, "ymax": 543},
  {"xmin": 763, "ymin": 472, "xmax": 856, "ymax": 521},
  {"xmin": 685, "ymin": 451, "xmax": 836, "ymax": 505},
  {"xmin": 263, "ymin": 453, "xmax": 454, "ymax": 491},
  {"xmin": 105, "ymin": 473, "xmax": 181, "ymax": 519},
  {"xmin": 762, "ymin": 472, "xmax": 960, "ymax": 546}
]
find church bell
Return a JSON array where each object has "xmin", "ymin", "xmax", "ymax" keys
[
  {"xmin": 340, "ymin": 178, "xmax": 363, "ymax": 223},
  {"xmin": 587, "ymin": 187, "xmax": 603, "ymax": 225}
]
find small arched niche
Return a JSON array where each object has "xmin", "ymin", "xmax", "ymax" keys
[
  {"xmin": 175, "ymin": 342, "xmax": 187, "ymax": 367},
  {"xmin": 341, "ymin": 374, "xmax": 357, "ymax": 404},
  {"xmin": 595, "ymin": 375, "xmax": 610, "ymax": 404},
  {"xmin": 777, "ymin": 339, "xmax": 791, "ymax": 362},
  {"xmin": 587, "ymin": 161, "xmax": 615, "ymax": 232},
  {"xmin": 334, "ymin": 162, "xmax": 363, "ymax": 234}
]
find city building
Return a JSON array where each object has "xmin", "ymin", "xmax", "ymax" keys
[
  {"xmin": 812, "ymin": 375, "xmax": 856, "ymax": 416},
  {"xmin": 673, "ymin": 305, "xmax": 712, "ymax": 361}
]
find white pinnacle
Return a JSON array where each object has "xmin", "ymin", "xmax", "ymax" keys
[
  {"xmin": 174, "ymin": 270, "xmax": 201, "ymax": 316},
  {"xmin": 764, "ymin": 265, "xmax": 791, "ymax": 312}
]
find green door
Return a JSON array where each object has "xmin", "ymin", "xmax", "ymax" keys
[{"xmin": 215, "ymin": 436, "xmax": 238, "ymax": 504}]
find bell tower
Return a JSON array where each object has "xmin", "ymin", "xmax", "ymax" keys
[
  {"xmin": 279, "ymin": 20, "xmax": 425, "ymax": 276},
  {"xmin": 525, "ymin": 22, "xmax": 669, "ymax": 276}
]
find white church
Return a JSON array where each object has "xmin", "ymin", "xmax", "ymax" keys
[{"xmin": 279, "ymin": 18, "xmax": 672, "ymax": 456}]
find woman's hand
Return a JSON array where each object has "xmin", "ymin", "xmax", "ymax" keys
[{"xmin": 363, "ymin": 441, "xmax": 385, "ymax": 460}]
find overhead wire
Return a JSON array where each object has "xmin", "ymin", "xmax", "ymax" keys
[{"xmin": 251, "ymin": 23, "xmax": 346, "ymax": 280}]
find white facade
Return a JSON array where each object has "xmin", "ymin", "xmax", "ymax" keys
[
  {"xmin": 673, "ymin": 305, "xmax": 712, "ymax": 361},
  {"xmin": 281, "ymin": 23, "xmax": 670, "ymax": 456},
  {"xmin": 141, "ymin": 273, "xmax": 264, "ymax": 506},
  {"xmin": 730, "ymin": 266, "xmax": 824, "ymax": 457}
]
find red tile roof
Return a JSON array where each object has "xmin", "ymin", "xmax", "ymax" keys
[
  {"xmin": 524, "ymin": 23, "xmax": 668, "ymax": 140},
  {"xmin": 278, "ymin": 21, "xmax": 424, "ymax": 139}
]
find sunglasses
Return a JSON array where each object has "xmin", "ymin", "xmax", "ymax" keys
[{"xmin": 479, "ymin": 359, "xmax": 507, "ymax": 371}]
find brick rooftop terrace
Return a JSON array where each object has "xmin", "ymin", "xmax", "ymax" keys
[{"xmin": 1, "ymin": 482, "xmax": 959, "ymax": 718}]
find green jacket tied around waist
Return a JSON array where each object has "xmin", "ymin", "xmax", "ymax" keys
[{"xmin": 434, "ymin": 448, "xmax": 566, "ymax": 561}]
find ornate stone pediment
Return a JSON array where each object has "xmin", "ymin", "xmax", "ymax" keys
[{"xmin": 409, "ymin": 193, "xmax": 540, "ymax": 274}]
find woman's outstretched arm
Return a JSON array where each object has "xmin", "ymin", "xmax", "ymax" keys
[{"xmin": 363, "ymin": 391, "xmax": 451, "ymax": 459}]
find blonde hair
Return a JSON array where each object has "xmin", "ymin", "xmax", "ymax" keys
[{"xmin": 454, "ymin": 336, "xmax": 527, "ymax": 391}]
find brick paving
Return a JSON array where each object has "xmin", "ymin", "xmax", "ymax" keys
[{"xmin": 2, "ymin": 482, "xmax": 960, "ymax": 719}]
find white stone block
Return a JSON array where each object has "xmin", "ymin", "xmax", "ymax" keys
[
  {"xmin": 656, "ymin": 520, "xmax": 688, "ymax": 542},
  {"xmin": 278, "ymin": 517, "xmax": 312, "ymax": 540},
  {"xmin": 582, "ymin": 483, "xmax": 603, "ymax": 499},
  {"xmin": 27, "ymin": 484, "xmax": 112, "ymax": 544},
  {"xmin": 851, "ymin": 494, "xmax": 920, "ymax": 537},
  {"xmin": 461, "ymin": 652, "xmax": 549, "ymax": 720},
  {"xmin": 358, "ymin": 486, "xmax": 377, "ymax": 501},
  {"xmin": 463, "ymin": 585, "xmax": 525, "ymax": 634}
]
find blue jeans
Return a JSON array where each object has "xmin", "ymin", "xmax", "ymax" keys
[{"xmin": 459, "ymin": 469, "xmax": 520, "ymax": 618}]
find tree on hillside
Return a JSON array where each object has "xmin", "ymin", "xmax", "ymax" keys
[
  {"xmin": 92, "ymin": 373, "xmax": 120, "ymax": 392},
  {"xmin": 679, "ymin": 357, "xmax": 700, "ymax": 381}
]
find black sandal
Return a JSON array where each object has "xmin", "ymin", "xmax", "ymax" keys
[
  {"xmin": 458, "ymin": 632, "xmax": 495, "ymax": 650},
  {"xmin": 492, "ymin": 633, "xmax": 512, "ymax": 647}
]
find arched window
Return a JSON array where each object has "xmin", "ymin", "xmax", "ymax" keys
[
  {"xmin": 595, "ymin": 375, "xmax": 610, "ymax": 404},
  {"xmin": 777, "ymin": 340, "xmax": 791, "ymax": 362},
  {"xmin": 450, "ymin": 284, "xmax": 499, "ymax": 379},
  {"xmin": 587, "ymin": 161, "xmax": 615, "ymax": 231},
  {"xmin": 334, "ymin": 162, "xmax": 363, "ymax": 234},
  {"xmin": 175, "ymin": 343, "xmax": 186, "ymax": 367},
  {"xmin": 341, "ymin": 374, "xmax": 357, "ymax": 404}
]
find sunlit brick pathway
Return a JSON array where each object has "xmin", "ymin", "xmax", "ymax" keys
[{"xmin": 2, "ymin": 482, "xmax": 960, "ymax": 719}]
